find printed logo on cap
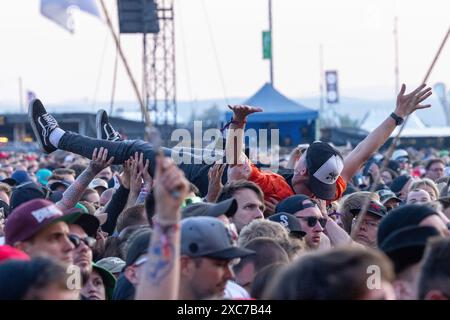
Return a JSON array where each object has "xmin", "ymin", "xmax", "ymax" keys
[
  {"xmin": 279, "ymin": 215, "xmax": 291, "ymax": 232},
  {"xmin": 313, "ymin": 155, "xmax": 344, "ymax": 185},
  {"xmin": 31, "ymin": 204, "xmax": 62, "ymax": 223}
]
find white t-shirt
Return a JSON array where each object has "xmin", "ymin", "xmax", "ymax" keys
[{"xmin": 223, "ymin": 280, "xmax": 251, "ymax": 299}]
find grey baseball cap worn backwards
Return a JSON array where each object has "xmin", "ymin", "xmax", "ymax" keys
[{"xmin": 181, "ymin": 216, "xmax": 254, "ymax": 260}]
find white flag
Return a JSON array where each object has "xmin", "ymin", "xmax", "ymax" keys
[{"xmin": 40, "ymin": 0, "xmax": 102, "ymax": 33}]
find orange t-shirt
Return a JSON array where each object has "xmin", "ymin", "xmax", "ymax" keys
[
  {"xmin": 248, "ymin": 164, "xmax": 347, "ymax": 202},
  {"xmin": 333, "ymin": 176, "xmax": 347, "ymax": 201},
  {"xmin": 248, "ymin": 163, "xmax": 294, "ymax": 202}
]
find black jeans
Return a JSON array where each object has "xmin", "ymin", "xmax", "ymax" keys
[{"xmin": 58, "ymin": 132, "xmax": 225, "ymax": 196}]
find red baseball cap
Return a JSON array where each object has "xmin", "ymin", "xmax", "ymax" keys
[
  {"xmin": 4, "ymin": 199, "xmax": 81, "ymax": 246},
  {"xmin": 0, "ymin": 245, "xmax": 30, "ymax": 263}
]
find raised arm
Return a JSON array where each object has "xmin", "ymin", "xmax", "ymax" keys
[
  {"xmin": 101, "ymin": 161, "xmax": 131, "ymax": 234},
  {"xmin": 225, "ymin": 105, "xmax": 262, "ymax": 165},
  {"xmin": 125, "ymin": 152, "xmax": 143, "ymax": 209},
  {"xmin": 56, "ymin": 147, "xmax": 114, "ymax": 211},
  {"xmin": 135, "ymin": 155, "xmax": 189, "ymax": 300},
  {"xmin": 341, "ymin": 84, "xmax": 432, "ymax": 182}
]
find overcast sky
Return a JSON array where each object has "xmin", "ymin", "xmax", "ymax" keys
[{"xmin": 0, "ymin": 0, "xmax": 448, "ymax": 107}]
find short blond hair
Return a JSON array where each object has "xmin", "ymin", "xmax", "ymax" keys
[
  {"xmin": 238, "ymin": 219, "xmax": 304, "ymax": 259},
  {"xmin": 409, "ymin": 178, "xmax": 439, "ymax": 200}
]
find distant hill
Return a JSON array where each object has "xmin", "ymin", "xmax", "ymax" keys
[{"xmin": 0, "ymin": 96, "xmax": 445, "ymax": 127}]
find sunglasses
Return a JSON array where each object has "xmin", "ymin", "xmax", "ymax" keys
[
  {"xmin": 299, "ymin": 216, "xmax": 327, "ymax": 228},
  {"xmin": 68, "ymin": 234, "xmax": 97, "ymax": 249}
]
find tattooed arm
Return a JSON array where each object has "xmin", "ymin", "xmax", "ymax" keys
[
  {"xmin": 56, "ymin": 148, "xmax": 114, "ymax": 211},
  {"xmin": 135, "ymin": 156, "xmax": 189, "ymax": 300}
]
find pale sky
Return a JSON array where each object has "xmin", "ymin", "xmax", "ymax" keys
[{"xmin": 0, "ymin": 0, "xmax": 448, "ymax": 107}]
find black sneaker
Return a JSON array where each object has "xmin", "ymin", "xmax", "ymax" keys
[
  {"xmin": 96, "ymin": 109, "xmax": 122, "ymax": 141},
  {"xmin": 28, "ymin": 99, "xmax": 58, "ymax": 153}
]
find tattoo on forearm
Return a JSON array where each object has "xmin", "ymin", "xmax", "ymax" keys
[
  {"xmin": 145, "ymin": 224, "xmax": 178, "ymax": 285},
  {"xmin": 56, "ymin": 169, "xmax": 96, "ymax": 210}
]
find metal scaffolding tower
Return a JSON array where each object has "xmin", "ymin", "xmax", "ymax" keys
[{"xmin": 144, "ymin": 0, "xmax": 176, "ymax": 127}]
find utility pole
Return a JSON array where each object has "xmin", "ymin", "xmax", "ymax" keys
[
  {"xmin": 394, "ymin": 15, "xmax": 400, "ymax": 94},
  {"xmin": 18, "ymin": 77, "xmax": 24, "ymax": 113},
  {"xmin": 268, "ymin": 0, "xmax": 274, "ymax": 85}
]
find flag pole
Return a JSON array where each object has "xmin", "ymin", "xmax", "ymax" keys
[
  {"xmin": 268, "ymin": 0, "xmax": 274, "ymax": 85},
  {"xmin": 19, "ymin": 77, "xmax": 23, "ymax": 113}
]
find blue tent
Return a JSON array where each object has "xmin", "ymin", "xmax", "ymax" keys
[{"xmin": 224, "ymin": 82, "xmax": 318, "ymax": 146}]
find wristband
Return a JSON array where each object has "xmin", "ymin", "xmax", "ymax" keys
[
  {"xmin": 220, "ymin": 117, "xmax": 247, "ymax": 132},
  {"xmin": 153, "ymin": 215, "xmax": 180, "ymax": 228},
  {"xmin": 390, "ymin": 112, "xmax": 404, "ymax": 126}
]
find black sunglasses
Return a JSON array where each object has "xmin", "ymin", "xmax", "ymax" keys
[
  {"xmin": 68, "ymin": 234, "xmax": 96, "ymax": 249},
  {"xmin": 299, "ymin": 216, "xmax": 327, "ymax": 228}
]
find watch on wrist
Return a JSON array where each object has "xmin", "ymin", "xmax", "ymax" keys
[{"xmin": 390, "ymin": 112, "xmax": 404, "ymax": 126}]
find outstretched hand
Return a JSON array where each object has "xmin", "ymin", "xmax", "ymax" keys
[
  {"xmin": 118, "ymin": 159, "xmax": 132, "ymax": 189},
  {"xmin": 206, "ymin": 163, "xmax": 226, "ymax": 203},
  {"xmin": 228, "ymin": 105, "xmax": 263, "ymax": 122},
  {"xmin": 89, "ymin": 147, "xmax": 114, "ymax": 174},
  {"xmin": 227, "ymin": 159, "xmax": 252, "ymax": 181},
  {"xmin": 129, "ymin": 153, "xmax": 143, "ymax": 194},
  {"xmin": 264, "ymin": 197, "xmax": 279, "ymax": 216},
  {"xmin": 395, "ymin": 83, "xmax": 432, "ymax": 118}
]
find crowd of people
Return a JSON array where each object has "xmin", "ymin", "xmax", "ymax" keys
[{"xmin": 0, "ymin": 83, "xmax": 449, "ymax": 300}]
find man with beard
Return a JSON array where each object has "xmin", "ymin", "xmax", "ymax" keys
[
  {"xmin": 67, "ymin": 211, "xmax": 100, "ymax": 293},
  {"xmin": 178, "ymin": 217, "xmax": 255, "ymax": 299}
]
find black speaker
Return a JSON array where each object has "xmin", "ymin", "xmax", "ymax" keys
[{"xmin": 117, "ymin": 0, "xmax": 159, "ymax": 34}]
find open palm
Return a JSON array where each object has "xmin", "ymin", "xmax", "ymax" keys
[{"xmin": 395, "ymin": 84, "xmax": 432, "ymax": 118}]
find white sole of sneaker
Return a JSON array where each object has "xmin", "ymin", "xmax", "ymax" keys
[{"xmin": 96, "ymin": 109, "xmax": 105, "ymax": 140}]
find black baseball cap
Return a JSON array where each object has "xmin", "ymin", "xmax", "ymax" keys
[
  {"xmin": 305, "ymin": 142, "xmax": 344, "ymax": 200},
  {"xmin": 182, "ymin": 198, "xmax": 238, "ymax": 219},
  {"xmin": 48, "ymin": 180, "xmax": 71, "ymax": 191},
  {"xmin": 377, "ymin": 204, "xmax": 438, "ymax": 247},
  {"xmin": 275, "ymin": 194, "xmax": 317, "ymax": 215},
  {"xmin": 389, "ymin": 175, "xmax": 411, "ymax": 194},
  {"xmin": 69, "ymin": 212, "xmax": 100, "ymax": 238},
  {"xmin": 379, "ymin": 225, "xmax": 440, "ymax": 274},
  {"xmin": 10, "ymin": 182, "xmax": 45, "ymax": 211},
  {"xmin": 349, "ymin": 200, "xmax": 388, "ymax": 219},
  {"xmin": 268, "ymin": 212, "xmax": 306, "ymax": 238}
]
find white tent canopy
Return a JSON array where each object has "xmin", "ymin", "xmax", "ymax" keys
[{"xmin": 361, "ymin": 109, "xmax": 450, "ymax": 138}]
